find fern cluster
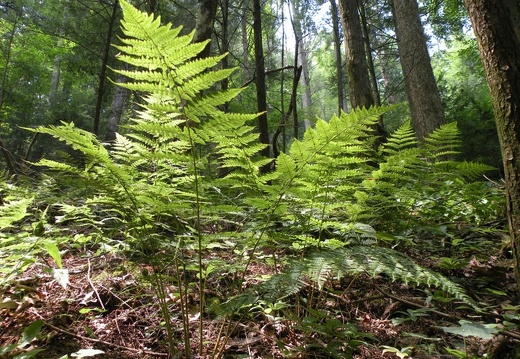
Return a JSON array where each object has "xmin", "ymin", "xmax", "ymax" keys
[
  {"xmin": 0, "ymin": 1, "xmax": 504, "ymax": 343},
  {"xmin": 262, "ymin": 117, "xmax": 498, "ymax": 248}
]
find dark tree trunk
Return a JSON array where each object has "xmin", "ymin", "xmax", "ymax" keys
[
  {"xmin": 338, "ymin": 0, "xmax": 385, "ymax": 143},
  {"xmin": 330, "ymin": 0, "xmax": 347, "ymax": 114},
  {"xmin": 93, "ymin": 0, "xmax": 119, "ymax": 136},
  {"xmin": 463, "ymin": 0, "xmax": 520, "ymax": 292},
  {"xmin": 0, "ymin": 17, "xmax": 19, "ymax": 175},
  {"xmin": 338, "ymin": 0, "xmax": 374, "ymax": 110},
  {"xmin": 193, "ymin": 0, "xmax": 219, "ymax": 60},
  {"xmin": 392, "ymin": 0, "xmax": 445, "ymax": 140},
  {"xmin": 253, "ymin": 0, "xmax": 270, "ymax": 167}
]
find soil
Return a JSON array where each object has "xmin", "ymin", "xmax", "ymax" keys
[{"xmin": 1, "ymin": 243, "xmax": 519, "ymax": 359}]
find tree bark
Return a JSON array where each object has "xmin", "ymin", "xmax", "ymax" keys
[
  {"xmin": 241, "ymin": 3, "xmax": 251, "ymax": 80},
  {"xmin": 93, "ymin": 0, "xmax": 119, "ymax": 136},
  {"xmin": 105, "ymin": 72, "xmax": 129, "ymax": 142},
  {"xmin": 338, "ymin": 0, "xmax": 374, "ymax": 110},
  {"xmin": 290, "ymin": 0, "xmax": 313, "ymax": 129},
  {"xmin": 463, "ymin": 0, "xmax": 520, "ymax": 292},
  {"xmin": 252, "ymin": 0, "xmax": 270, "ymax": 167},
  {"xmin": 0, "ymin": 16, "xmax": 19, "ymax": 175},
  {"xmin": 220, "ymin": 0, "xmax": 229, "ymax": 110},
  {"xmin": 392, "ymin": 0, "xmax": 445, "ymax": 140},
  {"xmin": 330, "ymin": 0, "xmax": 347, "ymax": 114},
  {"xmin": 359, "ymin": 0, "xmax": 381, "ymax": 107},
  {"xmin": 193, "ymin": 0, "xmax": 219, "ymax": 60}
]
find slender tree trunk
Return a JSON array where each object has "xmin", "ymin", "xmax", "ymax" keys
[
  {"xmin": 330, "ymin": 0, "xmax": 347, "ymax": 114},
  {"xmin": 93, "ymin": 0, "xmax": 119, "ymax": 136},
  {"xmin": 290, "ymin": 0, "xmax": 313, "ymax": 129},
  {"xmin": 273, "ymin": 66, "xmax": 302, "ymax": 158},
  {"xmin": 280, "ymin": 1, "xmax": 286, "ymax": 152},
  {"xmin": 241, "ymin": 2, "xmax": 251, "ymax": 79},
  {"xmin": 463, "ymin": 0, "xmax": 520, "ymax": 292},
  {"xmin": 253, "ymin": 0, "xmax": 270, "ymax": 167},
  {"xmin": 338, "ymin": 0, "xmax": 374, "ymax": 110},
  {"xmin": 359, "ymin": 0, "xmax": 380, "ymax": 107},
  {"xmin": 193, "ymin": 0, "xmax": 219, "ymax": 59},
  {"xmin": 105, "ymin": 72, "xmax": 129, "ymax": 142},
  {"xmin": 49, "ymin": 38, "xmax": 63, "ymax": 107},
  {"xmin": 392, "ymin": 0, "xmax": 445, "ymax": 140},
  {"xmin": 0, "ymin": 17, "xmax": 19, "ymax": 175},
  {"xmin": 292, "ymin": 20, "xmax": 300, "ymax": 140},
  {"xmin": 220, "ymin": 0, "xmax": 229, "ymax": 110},
  {"xmin": 378, "ymin": 48, "xmax": 396, "ymax": 105}
]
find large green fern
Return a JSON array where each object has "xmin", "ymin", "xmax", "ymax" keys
[
  {"xmin": 26, "ymin": 0, "xmax": 270, "ymax": 242},
  {"xmin": 16, "ymin": 2, "xmax": 502, "ymax": 353}
]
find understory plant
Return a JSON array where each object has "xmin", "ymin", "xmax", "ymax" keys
[{"xmin": 0, "ymin": 0, "xmax": 505, "ymax": 357}]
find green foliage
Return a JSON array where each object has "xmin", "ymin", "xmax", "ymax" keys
[
  {"xmin": 440, "ymin": 320, "xmax": 499, "ymax": 340},
  {"xmin": 253, "ymin": 246, "xmax": 478, "ymax": 309},
  {"xmin": 0, "ymin": 1, "xmax": 504, "ymax": 357},
  {"xmin": 0, "ymin": 198, "xmax": 33, "ymax": 229},
  {"xmin": 0, "ymin": 320, "xmax": 44, "ymax": 358}
]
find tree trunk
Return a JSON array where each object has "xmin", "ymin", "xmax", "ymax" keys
[
  {"xmin": 463, "ymin": 0, "xmax": 520, "ymax": 292},
  {"xmin": 241, "ymin": 3, "xmax": 251, "ymax": 80},
  {"xmin": 253, "ymin": 0, "xmax": 270, "ymax": 167},
  {"xmin": 0, "ymin": 16, "xmax": 19, "ymax": 175},
  {"xmin": 289, "ymin": 0, "xmax": 313, "ymax": 129},
  {"xmin": 359, "ymin": 0, "xmax": 381, "ymax": 107},
  {"xmin": 220, "ymin": 0, "xmax": 229, "ymax": 110},
  {"xmin": 93, "ymin": 0, "xmax": 119, "ymax": 136},
  {"xmin": 392, "ymin": 0, "xmax": 445, "ymax": 140},
  {"xmin": 193, "ymin": 0, "xmax": 219, "ymax": 60},
  {"xmin": 49, "ymin": 38, "xmax": 63, "ymax": 107},
  {"xmin": 330, "ymin": 0, "xmax": 347, "ymax": 114},
  {"xmin": 105, "ymin": 72, "xmax": 129, "ymax": 142},
  {"xmin": 338, "ymin": 0, "xmax": 374, "ymax": 110}
]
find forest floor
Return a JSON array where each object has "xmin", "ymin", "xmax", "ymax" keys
[{"xmin": 1, "ymin": 225, "xmax": 519, "ymax": 359}]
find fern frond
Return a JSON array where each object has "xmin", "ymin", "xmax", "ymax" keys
[
  {"xmin": 0, "ymin": 198, "xmax": 33, "ymax": 229},
  {"xmin": 381, "ymin": 121, "xmax": 417, "ymax": 155},
  {"xmin": 259, "ymin": 247, "xmax": 478, "ymax": 309},
  {"xmin": 424, "ymin": 122, "xmax": 461, "ymax": 160},
  {"xmin": 455, "ymin": 161, "xmax": 495, "ymax": 179}
]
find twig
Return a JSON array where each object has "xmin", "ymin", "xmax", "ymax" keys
[
  {"xmin": 322, "ymin": 287, "xmax": 385, "ymax": 305},
  {"xmin": 87, "ymin": 258, "xmax": 105, "ymax": 311},
  {"xmin": 32, "ymin": 312, "xmax": 169, "ymax": 357},
  {"xmin": 503, "ymin": 330, "xmax": 520, "ymax": 341}
]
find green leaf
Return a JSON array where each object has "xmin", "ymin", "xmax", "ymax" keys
[
  {"xmin": 0, "ymin": 344, "xmax": 17, "ymax": 355},
  {"xmin": 17, "ymin": 320, "xmax": 44, "ymax": 347},
  {"xmin": 439, "ymin": 320, "xmax": 498, "ymax": 339},
  {"xmin": 44, "ymin": 242, "xmax": 62, "ymax": 269}
]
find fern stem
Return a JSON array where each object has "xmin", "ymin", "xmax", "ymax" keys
[{"xmin": 185, "ymin": 123, "xmax": 205, "ymax": 356}]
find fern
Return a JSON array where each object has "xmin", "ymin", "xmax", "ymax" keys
[
  {"xmin": 268, "ymin": 246, "xmax": 477, "ymax": 308},
  {"xmin": 26, "ymin": 0, "xmax": 269, "ymax": 237},
  {"xmin": 0, "ymin": 198, "xmax": 33, "ymax": 229},
  {"xmin": 220, "ymin": 245, "xmax": 479, "ymax": 316}
]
